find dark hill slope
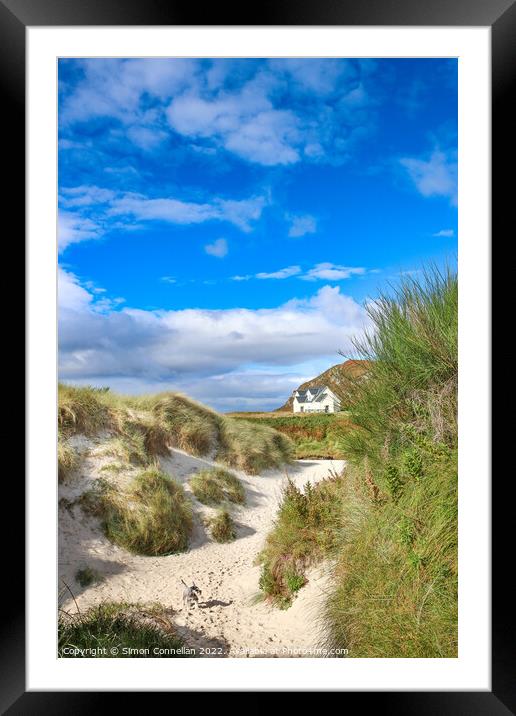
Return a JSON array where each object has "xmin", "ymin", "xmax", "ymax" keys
[{"xmin": 277, "ymin": 359, "xmax": 371, "ymax": 412}]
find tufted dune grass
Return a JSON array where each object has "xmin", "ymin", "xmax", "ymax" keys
[
  {"xmin": 58, "ymin": 386, "xmax": 293, "ymax": 474},
  {"xmin": 98, "ymin": 468, "xmax": 193, "ymax": 556},
  {"xmin": 58, "ymin": 602, "xmax": 190, "ymax": 658},
  {"xmin": 190, "ymin": 467, "xmax": 245, "ymax": 506}
]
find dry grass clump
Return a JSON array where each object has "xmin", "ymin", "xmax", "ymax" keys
[
  {"xmin": 79, "ymin": 469, "xmax": 193, "ymax": 556},
  {"xmin": 58, "ymin": 436, "xmax": 80, "ymax": 482},
  {"xmin": 103, "ymin": 468, "xmax": 193, "ymax": 556},
  {"xmin": 153, "ymin": 394, "xmax": 220, "ymax": 456},
  {"xmin": 190, "ymin": 468, "xmax": 245, "ymax": 506},
  {"xmin": 58, "ymin": 384, "xmax": 112, "ymax": 436},
  {"xmin": 207, "ymin": 508, "xmax": 236, "ymax": 543},
  {"xmin": 217, "ymin": 418, "xmax": 293, "ymax": 474}
]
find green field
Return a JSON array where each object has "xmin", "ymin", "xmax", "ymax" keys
[{"xmin": 227, "ymin": 412, "xmax": 352, "ymax": 459}]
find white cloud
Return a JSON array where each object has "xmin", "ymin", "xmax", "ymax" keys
[
  {"xmin": 166, "ymin": 88, "xmax": 301, "ymax": 167},
  {"xmin": 287, "ymin": 213, "xmax": 317, "ymax": 238},
  {"xmin": 60, "ymin": 185, "xmax": 116, "ymax": 208},
  {"xmin": 108, "ymin": 192, "xmax": 266, "ymax": 232},
  {"xmin": 205, "ymin": 238, "xmax": 228, "ymax": 258},
  {"xmin": 58, "ymin": 187, "xmax": 267, "ymax": 252},
  {"xmin": 58, "ymin": 210, "xmax": 103, "ymax": 252},
  {"xmin": 58, "ymin": 269, "xmax": 370, "ymax": 410},
  {"xmin": 60, "ymin": 59, "xmax": 379, "ymax": 167},
  {"xmin": 256, "ymin": 266, "xmax": 302, "ymax": 280},
  {"xmin": 232, "ymin": 263, "xmax": 366, "ymax": 282},
  {"xmin": 161, "ymin": 276, "xmax": 176, "ymax": 284},
  {"xmin": 433, "ymin": 228, "xmax": 455, "ymax": 237},
  {"xmin": 268, "ymin": 58, "xmax": 354, "ymax": 95},
  {"xmin": 301, "ymin": 263, "xmax": 366, "ymax": 281},
  {"xmin": 60, "ymin": 58, "xmax": 199, "ymax": 125},
  {"xmin": 400, "ymin": 149, "xmax": 458, "ymax": 205}
]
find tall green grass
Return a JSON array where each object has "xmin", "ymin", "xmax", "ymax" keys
[
  {"xmin": 324, "ymin": 268, "xmax": 458, "ymax": 657},
  {"xmin": 259, "ymin": 268, "xmax": 458, "ymax": 656}
]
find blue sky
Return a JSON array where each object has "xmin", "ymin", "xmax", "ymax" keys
[{"xmin": 58, "ymin": 58, "xmax": 457, "ymax": 411}]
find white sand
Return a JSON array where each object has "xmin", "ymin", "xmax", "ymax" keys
[{"xmin": 59, "ymin": 443, "xmax": 345, "ymax": 657}]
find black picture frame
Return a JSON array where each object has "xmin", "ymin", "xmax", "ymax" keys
[{"xmin": 5, "ymin": 0, "xmax": 509, "ymax": 709}]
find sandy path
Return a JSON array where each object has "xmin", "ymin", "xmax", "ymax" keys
[{"xmin": 59, "ymin": 444, "xmax": 345, "ymax": 657}]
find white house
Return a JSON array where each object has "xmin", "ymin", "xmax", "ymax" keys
[{"xmin": 292, "ymin": 385, "xmax": 341, "ymax": 414}]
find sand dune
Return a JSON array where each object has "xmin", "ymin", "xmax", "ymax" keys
[{"xmin": 59, "ymin": 443, "xmax": 345, "ymax": 657}]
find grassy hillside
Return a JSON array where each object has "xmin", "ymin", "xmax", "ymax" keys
[
  {"xmin": 260, "ymin": 268, "xmax": 458, "ymax": 657},
  {"xmin": 229, "ymin": 412, "xmax": 352, "ymax": 459},
  {"xmin": 277, "ymin": 359, "xmax": 371, "ymax": 412}
]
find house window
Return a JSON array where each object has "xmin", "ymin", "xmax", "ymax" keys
[{"xmin": 325, "ymin": 405, "xmax": 329, "ymax": 413}]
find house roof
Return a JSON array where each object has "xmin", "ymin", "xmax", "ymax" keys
[{"xmin": 295, "ymin": 385, "xmax": 340, "ymax": 404}]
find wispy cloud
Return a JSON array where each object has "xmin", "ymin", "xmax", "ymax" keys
[
  {"xmin": 58, "ymin": 210, "xmax": 103, "ymax": 252},
  {"xmin": 256, "ymin": 266, "xmax": 302, "ymax": 280},
  {"xmin": 232, "ymin": 262, "xmax": 366, "ymax": 282},
  {"xmin": 400, "ymin": 148, "xmax": 457, "ymax": 205},
  {"xmin": 205, "ymin": 238, "xmax": 228, "ymax": 258},
  {"xmin": 108, "ymin": 193, "xmax": 266, "ymax": 232},
  {"xmin": 433, "ymin": 228, "xmax": 455, "ymax": 237},
  {"xmin": 286, "ymin": 213, "xmax": 317, "ymax": 238},
  {"xmin": 301, "ymin": 263, "xmax": 366, "ymax": 281},
  {"xmin": 58, "ymin": 186, "xmax": 268, "ymax": 252}
]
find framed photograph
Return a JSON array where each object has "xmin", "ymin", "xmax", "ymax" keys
[{"xmin": 5, "ymin": 0, "xmax": 509, "ymax": 707}]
